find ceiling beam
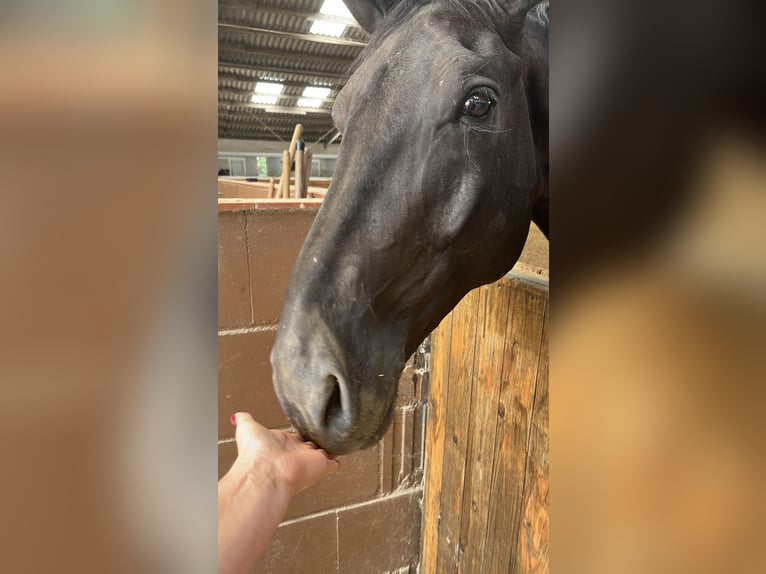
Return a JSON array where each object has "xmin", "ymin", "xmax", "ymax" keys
[
  {"xmin": 218, "ymin": 23, "xmax": 367, "ymax": 48},
  {"xmin": 219, "ymin": 111, "xmax": 333, "ymax": 123},
  {"xmin": 219, "ymin": 102, "xmax": 332, "ymax": 115},
  {"xmin": 218, "ymin": 2, "xmax": 363, "ymax": 29},
  {"xmin": 218, "ymin": 74, "xmax": 338, "ymax": 89},
  {"xmin": 220, "ymin": 44, "xmax": 355, "ymax": 70},
  {"xmin": 218, "ymin": 129, "xmax": 339, "ymax": 142},
  {"xmin": 218, "ymin": 124, "xmax": 333, "ymax": 134},
  {"xmin": 219, "ymin": 91, "xmax": 338, "ymax": 106},
  {"xmin": 218, "ymin": 127, "xmax": 333, "ymax": 136},
  {"xmin": 218, "ymin": 123, "xmax": 336, "ymax": 133},
  {"xmin": 219, "ymin": 61, "xmax": 346, "ymax": 82},
  {"xmin": 220, "ymin": 125, "xmax": 335, "ymax": 134}
]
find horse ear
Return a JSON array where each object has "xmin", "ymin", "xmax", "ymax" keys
[
  {"xmin": 488, "ymin": 0, "xmax": 542, "ymax": 37},
  {"xmin": 342, "ymin": 0, "xmax": 397, "ymax": 33}
]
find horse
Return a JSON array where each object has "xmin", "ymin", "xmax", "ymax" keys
[{"xmin": 271, "ymin": 0, "xmax": 549, "ymax": 454}]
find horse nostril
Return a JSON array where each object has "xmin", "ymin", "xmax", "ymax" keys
[{"xmin": 324, "ymin": 375, "xmax": 343, "ymax": 428}]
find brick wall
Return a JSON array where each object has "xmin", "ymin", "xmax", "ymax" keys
[{"xmin": 218, "ymin": 200, "xmax": 426, "ymax": 574}]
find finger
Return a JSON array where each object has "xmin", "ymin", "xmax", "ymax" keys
[{"xmin": 231, "ymin": 411, "xmax": 255, "ymax": 426}]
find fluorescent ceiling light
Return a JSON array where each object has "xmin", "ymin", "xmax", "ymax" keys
[
  {"xmin": 251, "ymin": 95, "xmax": 278, "ymax": 105},
  {"xmin": 254, "ymin": 81, "xmax": 284, "ymax": 95},
  {"xmin": 319, "ymin": 0, "xmax": 353, "ymax": 18},
  {"xmin": 297, "ymin": 98, "xmax": 324, "ymax": 108},
  {"xmin": 310, "ymin": 20, "xmax": 346, "ymax": 37},
  {"xmin": 302, "ymin": 86, "xmax": 332, "ymax": 99}
]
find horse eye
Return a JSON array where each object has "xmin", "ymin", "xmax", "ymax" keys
[{"xmin": 462, "ymin": 92, "xmax": 494, "ymax": 118}]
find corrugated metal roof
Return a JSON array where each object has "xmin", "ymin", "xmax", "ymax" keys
[{"xmin": 218, "ymin": 0, "xmax": 368, "ymax": 143}]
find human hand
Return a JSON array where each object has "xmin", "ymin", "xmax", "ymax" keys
[
  {"xmin": 218, "ymin": 412, "xmax": 340, "ymax": 574},
  {"xmin": 230, "ymin": 411, "xmax": 340, "ymax": 496}
]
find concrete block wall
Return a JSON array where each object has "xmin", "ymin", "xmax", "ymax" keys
[{"xmin": 218, "ymin": 200, "xmax": 426, "ymax": 573}]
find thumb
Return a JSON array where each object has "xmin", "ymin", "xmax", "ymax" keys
[{"xmin": 231, "ymin": 412, "xmax": 269, "ymax": 455}]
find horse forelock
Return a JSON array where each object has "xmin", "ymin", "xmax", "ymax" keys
[
  {"xmin": 530, "ymin": 1, "xmax": 549, "ymax": 29},
  {"xmin": 345, "ymin": 0, "xmax": 432, "ymax": 78},
  {"xmin": 347, "ymin": 0, "xmax": 546, "ymax": 78}
]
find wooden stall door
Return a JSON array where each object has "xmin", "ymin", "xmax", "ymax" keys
[{"xmin": 421, "ymin": 275, "xmax": 549, "ymax": 573}]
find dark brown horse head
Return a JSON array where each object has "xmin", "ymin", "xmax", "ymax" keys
[{"xmin": 272, "ymin": 0, "xmax": 548, "ymax": 454}]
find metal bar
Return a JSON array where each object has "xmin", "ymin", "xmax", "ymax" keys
[
  {"xmin": 252, "ymin": 116, "xmax": 285, "ymax": 142},
  {"xmin": 311, "ymin": 125, "xmax": 340, "ymax": 147}
]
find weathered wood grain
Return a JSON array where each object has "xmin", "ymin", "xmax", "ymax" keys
[
  {"xmin": 457, "ymin": 283, "xmax": 512, "ymax": 574},
  {"xmin": 512, "ymin": 308, "xmax": 549, "ymax": 574},
  {"xmin": 435, "ymin": 289, "xmax": 481, "ymax": 573},
  {"xmin": 421, "ymin": 276, "xmax": 549, "ymax": 574},
  {"xmin": 421, "ymin": 309, "xmax": 453, "ymax": 571}
]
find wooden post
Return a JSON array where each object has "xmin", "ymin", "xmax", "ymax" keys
[
  {"xmin": 268, "ymin": 177, "xmax": 275, "ymax": 198},
  {"xmin": 294, "ymin": 139, "xmax": 305, "ymax": 200},
  {"xmin": 288, "ymin": 124, "xmax": 303, "ymax": 164},
  {"xmin": 280, "ymin": 150, "xmax": 290, "ymax": 199},
  {"xmin": 303, "ymin": 148, "xmax": 312, "ymax": 198},
  {"xmin": 278, "ymin": 124, "xmax": 304, "ymax": 199}
]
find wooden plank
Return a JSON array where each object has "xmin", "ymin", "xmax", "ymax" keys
[
  {"xmin": 435, "ymin": 288, "xmax": 482, "ymax": 573},
  {"xmin": 217, "ymin": 178, "xmax": 271, "ymax": 199},
  {"xmin": 308, "ymin": 178, "xmax": 331, "ymax": 189},
  {"xmin": 456, "ymin": 282, "xmax": 513, "ymax": 573},
  {"xmin": 511, "ymin": 297, "xmax": 549, "ymax": 574},
  {"xmin": 421, "ymin": 277, "xmax": 548, "ymax": 573},
  {"xmin": 421, "ymin": 310, "xmax": 454, "ymax": 572},
  {"xmin": 484, "ymin": 279, "xmax": 547, "ymax": 573},
  {"xmin": 218, "ymin": 178, "xmax": 327, "ymax": 200}
]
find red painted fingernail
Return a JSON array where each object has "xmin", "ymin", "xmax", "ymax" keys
[{"xmin": 230, "ymin": 414, "xmax": 237, "ymax": 426}]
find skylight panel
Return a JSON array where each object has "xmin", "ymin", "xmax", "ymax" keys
[
  {"xmin": 302, "ymin": 86, "xmax": 332, "ymax": 99},
  {"xmin": 253, "ymin": 82, "xmax": 284, "ymax": 95},
  {"xmin": 309, "ymin": 20, "xmax": 346, "ymax": 37},
  {"xmin": 297, "ymin": 98, "xmax": 324, "ymax": 108},
  {"xmin": 251, "ymin": 81, "xmax": 284, "ymax": 106},
  {"xmin": 251, "ymin": 95, "xmax": 279, "ymax": 105},
  {"xmin": 319, "ymin": 0, "xmax": 354, "ymax": 19}
]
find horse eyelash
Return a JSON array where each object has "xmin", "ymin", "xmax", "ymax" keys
[{"xmin": 469, "ymin": 125, "xmax": 517, "ymax": 134}]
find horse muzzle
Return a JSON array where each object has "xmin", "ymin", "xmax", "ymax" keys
[{"xmin": 270, "ymin": 322, "xmax": 398, "ymax": 455}]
